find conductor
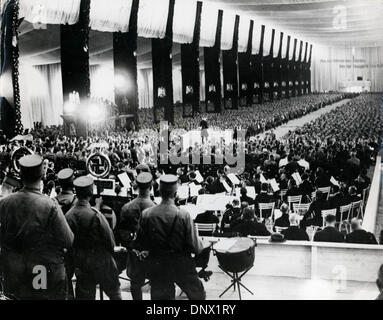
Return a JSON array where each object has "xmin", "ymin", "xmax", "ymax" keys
[{"xmin": 136, "ymin": 174, "xmax": 206, "ymax": 300}]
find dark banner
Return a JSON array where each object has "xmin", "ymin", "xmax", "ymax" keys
[
  {"xmin": 274, "ymin": 32, "xmax": 283, "ymax": 100},
  {"xmin": 290, "ymin": 38, "xmax": 298, "ymax": 97},
  {"xmin": 204, "ymin": 9, "xmax": 223, "ymax": 113},
  {"xmin": 238, "ymin": 20, "xmax": 254, "ymax": 107},
  {"xmin": 113, "ymin": 0, "xmax": 139, "ymax": 129},
  {"xmin": 152, "ymin": 0, "xmax": 175, "ymax": 123},
  {"xmin": 222, "ymin": 15, "xmax": 240, "ymax": 110},
  {"xmin": 281, "ymin": 35, "xmax": 291, "ymax": 99},
  {"xmin": 303, "ymin": 42, "xmax": 309, "ymax": 94},
  {"xmin": 60, "ymin": 0, "xmax": 91, "ymax": 137},
  {"xmin": 297, "ymin": 40, "xmax": 303, "ymax": 96},
  {"xmin": 0, "ymin": 0, "xmax": 22, "ymax": 138},
  {"xmin": 181, "ymin": 1, "xmax": 202, "ymax": 117},
  {"xmin": 308, "ymin": 44, "xmax": 313, "ymax": 94},
  {"xmin": 262, "ymin": 28, "xmax": 275, "ymax": 102}
]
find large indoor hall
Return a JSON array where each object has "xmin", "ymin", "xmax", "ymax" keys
[{"xmin": 0, "ymin": 0, "xmax": 382, "ymax": 304}]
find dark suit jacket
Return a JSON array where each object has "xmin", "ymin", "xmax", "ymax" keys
[
  {"xmin": 255, "ymin": 192, "xmax": 275, "ymax": 205},
  {"xmin": 230, "ymin": 220, "xmax": 271, "ymax": 237},
  {"xmin": 314, "ymin": 227, "xmax": 344, "ymax": 243},
  {"xmin": 345, "ymin": 230, "xmax": 378, "ymax": 245},
  {"xmin": 274, "ymin": 214, "xmax": 290, "ymax": 229},
  {"xmin": 282, "ymin": 226, "xmax": 310, "ymax": 241}
]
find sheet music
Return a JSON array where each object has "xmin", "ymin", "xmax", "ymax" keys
[
  {"xmin": 260, "ymin": 174, "xmax": 268, "ymax": 184},
  {"xmin": 190, "ymin": 183, "xmax": 202, "ymax": 197},
  {"xmin": 177, "ymin": 184, "xmax": 189, "ymax": 199},
  {"xmin": 330, "ymin": 176, "xmax": 340, "ymax": 187},
  {"xmin": 268, "ymin": 179, "xmax": 280, "ymax": 192},
  {"xmin": 195, "ymin": 170, "xmax": 204, "ymax": 183},
  {"xmin": 292, "ymin": 172, "xmax": 303, "ymax": 186},
  {"xmin": 118, "ymin": 172, "xmax": 131, "ymax": 188},
  {"xmin": 227, "ymin": 173, "xmax": 240, "ymax": 186}
]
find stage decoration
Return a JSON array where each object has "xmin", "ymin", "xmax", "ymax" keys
[
  {"xmin": 226, "ymin": 83, "xmax": 233, "ymax": 92},
  {"xmin": 281, "ymin": 33, "xmax": 288, "ymax": 59},
  {"xmin": 241, "ymin": 83, "xmax": 248, "ymax": 91},
  {"xmin": 199, "ymin": 1, "xmax": 219, "ymax": 47},
  {"xmin": 238, "ymin": 19, "xmax": 253, "ymax": 107},
  {"xmin": 86, "ymin": 152, "xmax": 112, "ymax": 179},
  {"xmin": 208, "ymin": 84, "xmax": 216, "ymax": 92},
  {"xmin": 263, "ymin": 25, "xmax": 272, "ymax": 56},
  {"xmin": 173, "ymin": 0, "xmax": 197, "ymax": 44},
  {"xmin": 289, "ymin": 81, "xmax": 293, "ymax": 87},
  {"xmin": 157, "ymin": 87, "xmax": 166, "ymax": 98},
  {"xmin": 11, "ymin": 146, "xmax": 34, "ymax": 173},
  {"xmin": 186, "ymin": 85, "xmax": 194, "ymax": 95},
  {"xmin": 274, "ymin": 82, "xmax": 279, "ymax": 88},
  {"xmin": 19, "ymin": 0, "xmax": 81, "ymax": 25},
  {"xmin": 282, "ymin": 81, "xmax": 287, "ymax": 87},
  {"xmin": 89, "ymin": 0, "xmax": 132, "ymax": 32},
  {"xmin": 273, "ymin": 30, "xmax": 281, "ymax": 58},
  {"xmin": 138, "ymin": 0, "xmax": 169, "ymax": 39},
  {"xmin": 237, "ymin": 15, "xmax": 251, "ymax": 53},
  {"xmin": 289, "ymin": 38, "xmax": 296, "ymax": 60},
  {"xmin": 220, "ymin": 9, "xmax": 236, "ymax": 50},
  {"xmin": 264, "ymin": 82, "xmax": 270, "ymax": 88},
  {"xmin": 254, "ymin": 83, "xmax": 260, "ymax": 89},
  {"xmin": 11, "ymin": 0, "xmax": 23, "ymax": 135}
]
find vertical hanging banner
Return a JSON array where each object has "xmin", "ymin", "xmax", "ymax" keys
[
  {"xmin": 303, "ymin": 42, "xmax": 308, "ymax": 94},
  {"xmin": 308, "ymin": 44, "xmax": 313, "ymax": 94},
  {"xmin": 179, "ymin": 0, "xmax": 201, "ymax": 117},
  {"xmin": 262, "ymin": 27, "xmax": 274, "ymax": 102},
  {"xmin": 281, "ymin": 35, "xmax": 291, "ymax": 99},
  {"xmin": 113, "ymin": 0, "xmax": 138, "ymax": 129},
  {"xmin": 222, "ymin": 14, "xmax": 239, "ymax": 110},
  {"xmin": 203, "ymin": 9, "xmax": 223, "ymax": 113},
  {"xmin": 290, "ymin": 38, "xmax": 298, "ymax": 97},
  {"xmin": 274, "ymin": 31, "xmax": 283, "ymax": 99},
  {"xmin": 250, "ymin": 22, "xmax": 263, "ymax": 104},
  {"xmin": 0, "ymin": 0, "xmax": 23, "ymax": 138},
  {"xmin": 297, "ymin": 40, "xmax": 303, "ymax": 96},
  {"xmin": 238, "ymin": 19, "xmax": 253, "ymax": 107},
  {"xmin": 151, "ymin": 0, "xmax": 175, "ymax": 123},
  {"xmin": 61, "ymin": 0, "xmax": 91, "ymax": 138}
]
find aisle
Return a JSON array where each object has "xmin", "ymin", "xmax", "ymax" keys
[{"xmin": 259, "ymin": 98, "xmax": 351, "ymax": 140}]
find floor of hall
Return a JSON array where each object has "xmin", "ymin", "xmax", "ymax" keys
[
  {"xmin": 259, "ymin": 98, "xmax": 351, "ymax": 139},
  {"xmin": 96, "ymin": 270, "xmax": 378, "ymax": 300}
]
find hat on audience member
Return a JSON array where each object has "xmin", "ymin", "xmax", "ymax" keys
[
  {"xmin": 136, "ymin": 163, "xmax": 150, "ymax": 174},
  {"xmin": 136, "ymin": 172, "xmax": 153, "ymax": 189},
  {"xmin": 269, "ymin": 233, "xmax": 286, "ymax": 243},
  {"xmin": 159, "ymin": 174, "xmax": 178, "ymax": 194},
  {"xmin": 19, "ymin": 155, "xmax": 44, "ymax": 182}
]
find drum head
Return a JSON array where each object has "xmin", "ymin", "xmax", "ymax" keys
[{"xmin": 214, "ymin": 237, "xmax": 255, "ymax": 254}]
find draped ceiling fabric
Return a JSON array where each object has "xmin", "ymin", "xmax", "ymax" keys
[
  {"xmin": 237, "ymin": 15, "xmax": 251, "ymax": 53},
  {"xmin": 89, "ymin": 0, "xmax": 132, "ymax": 32},
  {"xmin": 199, "ymin": 1, "xmax": 219, "ymax": 47},
  {"xmin": 137, "ymin": 0, "xmax": 170, "ymax": 39},
  {"xmin": 19, "ymin": 0, "xmax": 81, "ymax": 25},
  {"xmin": 173, "ymin": 0, "xmax": 197, "ymax": 44}
]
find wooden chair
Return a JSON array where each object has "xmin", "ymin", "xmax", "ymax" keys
[
  {"xmin": 309, "ymin": 191, "xmax": 317, "ymax": 202},
  {"xmin": 287, "ymin": 195, "xmax": 302, "ymax": 211},
  {"xmin": 317, "ymin": 187, "xmax": 331, "ymax": 200},
  {"xmin": 195, "ymin": 223, "xmax": 216, "ymax": 236},
  {"xmin": 259, "ymin": 202, "xmax": 275, "ymax": 222},
  {"xmin": 339, "ymin": 204, "xmax": 352, "ymax": 232},
  {"xmin": 293, "ymin": 203, "xmax": 311, "ymax": 217},
  {"xmin": 351, "ymin": 200, "xmax": 363, "ymax": 219},
  {"xmin": 321, "ymin": 209, "xmax": 337, "ymax": 227},
  {"xmin": 279, "ymin": 189, "xmax": 288, "ymax": 204}
]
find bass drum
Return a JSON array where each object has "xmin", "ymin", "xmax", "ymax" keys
[
  {"xmin": 214, "ymin": 237, "xmax": 256, "ymax": 273},
  {"xmin": 11, "ymin": 147, "xmax": 34, "ymax": 173}
]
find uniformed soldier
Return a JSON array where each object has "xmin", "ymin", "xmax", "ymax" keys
[
  {"xmin": 65, "ymin": 176, "xmax": 121, "ymax": 300},
  {"xmin": 136, "ymin": 174, "xmax": 206, "ymax": 300},
  {"xmin": 0, "ymin": 155, "xmax": 74, "ymax": 300},
  {"xmin": 55, "ymin": 168, "xmax": 76, "ymax": 215},
  {"xmin": 119, "ymin": 172, "xmax": 155, "ymax": 300}
]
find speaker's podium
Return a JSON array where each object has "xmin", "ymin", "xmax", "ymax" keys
[
  {"xmin": 61, "ymin": 114, "xmax": 88, "ymax": 138},
  {"xmin": 339, "ymin": 79, "xmax": 371, "ymax": 93}
]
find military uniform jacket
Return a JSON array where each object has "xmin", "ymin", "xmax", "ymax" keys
[
  {"xmin": 0, "ymin": 187, "xmax": 74, "ymax": 264},
  {"xmin": 137, "ymin": 202, "xmax": 203, "ymax": 258},
  {"xmin": 65, "ymin": 200, "xmax": 115, "ymax": 253},
  {"xmin": 55, "ymin": 190, "xmax": 76, "ymax": 215}
]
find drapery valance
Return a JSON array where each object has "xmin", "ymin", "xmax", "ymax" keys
[
  {"xmin": 238, "ymin": 15, "xmax": 251, "ymax": 53},
  {"xmin": 19, "ymin": 0, "xmax": 81, "ymax": 25},
  {"xmin": 172, "ymin": 0, "xmax": 197, "ymax": 44},
  {"xmin": 137, "ymin": 0, "xmax": 169, "ymax": 39},
  {"xmin": 273, "ymin": 29, "xmax": 281, "ymax": 58},
  {"xmin": 89, "ymin": 0, "xmax": 132, "ymax": 33},
  {"xmin": 199, "ymin": 1, "xmax": 219, "ymax": 48},
  {"xmin": 220, "ymin": 10, "xmax": 236, "ymax": 51},
  {"xmin": 263, "ymin": 25, "xmax": 272, "ymax": 56},
  {"xmin": 252, "ymin": 22, "xmax": 262, "ymax": 55}
]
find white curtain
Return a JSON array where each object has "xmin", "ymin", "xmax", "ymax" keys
[
  {"xmin": 172, "ymin": 68, "xmax": 182, "ymax": 103},
  {"xmin": 262, "ymin": 25, "xmax": 272, "ymax": 56},
  {"xmin": 19, "ymin": 0, "xmax": 80, "ymax": 25},
  {"xmin": 19, "ymin": 63, "xmax": 63, "ymax": 129},
  {"xmin": 312, "ymin": 45, "xmax": 383, "ymax": 93},
  {"xmin": 281, "ymin": 33, "xmax": 288, "ymax": 59},
  {"xmin": 90, "ymin": 64, "xmax": 115, "ymax": 102},
  {"xmin": 138, "ymin": 0, "xmax": 169, "ymax": 39},
  {"xmin": 273, "ymin": 29, "xmax": 281, "ymax": 58},
  {"xmin": 89, "ymin": 0, "xmax": 132, "ymax": 33},
  {"xmin": 138, "ymin": 69, "xmax": 153, "ymax": 109},
  {"xmin": 238, "ymin": 15, "xmax": 251, "ymax": 53},
  {"xmin": 252, "ymin": 22, "xmax": 262, "ymax": 55},
  {"xmin": 199, "ymin": 69, "xmax": 205, "ymax": 101},
  {"xmin": 220, "ymin": 10, "xmax": 236, "ymax": 51},
  {"xmin": 173, "ymin": 0, "xmax": 197, "ymax": 44},
  {"xmin": 199, "ymin": 2, "xmax": 219, "ymax": 48}
]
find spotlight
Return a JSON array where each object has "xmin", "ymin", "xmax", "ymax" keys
[
  {"xmin": 115, "ymin": 74, "xmax": 127, "ymax": 89},
  {"xmin": 86, "ymin": 103, "xmax": 105, "ymax": 122},
  {"xmin": 64, "ymin": 102, "xmax": 76, "ymax": 114}
]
